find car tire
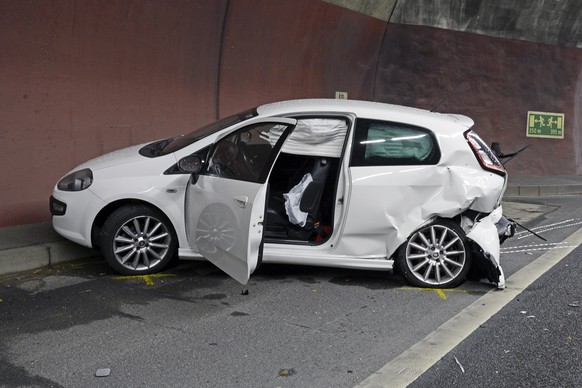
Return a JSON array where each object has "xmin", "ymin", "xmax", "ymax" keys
[
  {"xmin": 397, "ymin": 220, "xmax": 471, "ymax": 288},
  {"xmin": 100, "ymin": 204, "xmax": 178, "ymax": 275}
]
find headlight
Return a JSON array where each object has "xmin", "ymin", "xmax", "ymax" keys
[{"xmin": 57, "ymin": 168, "xmax": 93, "ymax": 191}]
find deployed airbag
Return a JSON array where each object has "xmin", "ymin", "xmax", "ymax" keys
[
  {"xmin": 283, "ymin": 173, "xmax": 313, "ymax": 226},
  {"xmin": 261, "ymin": 119, "xmax": 348, "ymax": 157}
]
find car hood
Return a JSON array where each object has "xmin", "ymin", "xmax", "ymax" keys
[{"xmin": 76, "ymin": 143, "xmax": 154, "ymax": 171}]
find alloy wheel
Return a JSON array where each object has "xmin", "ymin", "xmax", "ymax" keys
[
  {"xmin": 404, "ymin": 223, "xmax": 467, "ymax": 286},
  {"xmin": 112, "ymin": 215, "xmax": 172, "ymax": 272}
]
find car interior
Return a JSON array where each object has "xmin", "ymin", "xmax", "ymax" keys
[
  {"xmin": 263, "ymin": 117, "xmax": 348, "ymax": 244},
  {"xmin": 264, "ymin": 152, "xmax": 340, "ymax": 243}
]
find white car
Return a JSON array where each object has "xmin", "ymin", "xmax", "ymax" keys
[{"xmin": 50, "ymin": 99, "xmax": 514, "ymax": 288}]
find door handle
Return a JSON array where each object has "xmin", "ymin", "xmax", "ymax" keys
[{"xmin": 233, "ymin": 195, "xmax": 249, "ymax": 208}]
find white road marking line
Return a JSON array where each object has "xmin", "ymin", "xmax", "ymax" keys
[
  {"xmin": 355, "ymin": 226, "xmax": 582, "ymax": 388},
  {"xmin": 516, "ymin": 220, "xmax": 582, "ymax": 239},
  {"xmin": 514, "ymin": 219, "xmax": 579, "ymax": 236},
  {"xmin": 501, "ymin": 242, "xmax": 569, "ymax": 250},
  {"xmin": 501, "ymin": 245, "xmax": 578, "ymax": 254}
]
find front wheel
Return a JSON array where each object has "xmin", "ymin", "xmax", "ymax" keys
[
  {"xmin": 397, "ymin": 220, "xmax": 471, "ymax": 288},
  {"xmin": 100, "ymin": 205, "xmax": 178, "ymax": 275}
]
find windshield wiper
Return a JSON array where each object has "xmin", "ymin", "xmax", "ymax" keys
[{"xmin": 139, "ymin": 137, "xmax": 175, "ymax": 158}]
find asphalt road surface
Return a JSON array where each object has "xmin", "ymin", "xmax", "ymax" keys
[{"xmin": 1, "ymin": 197, "xmax": 581, "ymax": 387}]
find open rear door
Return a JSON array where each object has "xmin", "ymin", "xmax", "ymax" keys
[{"xmin": 186, "ymin": 118, "xmax": 296, "ymax": 284}]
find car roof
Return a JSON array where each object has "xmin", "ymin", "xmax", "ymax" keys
[{"xmin": 256, "ymin": 99, "xmax": 474, "ymax": 134}]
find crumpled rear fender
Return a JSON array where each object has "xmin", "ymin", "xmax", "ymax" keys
[
  {"xmin": 343, "ymin": 164, "xmax": 507, "ymax": 265},
  {"xmin": 381, "ymin": 167, "xmax": 506, "ymax": 258},
  {"xmin": 465, "ymin": 206, "xmax": 506, "ymax": 289}
]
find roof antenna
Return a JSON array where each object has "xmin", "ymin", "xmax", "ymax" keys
[
  {"xmin": 430, "ymin": 95, "xmax": 447, "ymax": 112},
  {"xmin": 431, "ymin": 83, "xmax": 461, "ymax": 112}
]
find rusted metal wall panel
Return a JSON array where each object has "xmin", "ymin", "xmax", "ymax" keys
[{"xmin": 375, "ymin": 23, "xmax": 582, "ymax": 176}]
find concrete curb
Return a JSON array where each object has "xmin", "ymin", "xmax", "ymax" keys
[
  {"xmin": 504, "ymin": 184, "xmax": 582, "ymax": 197},
  {"xmin": 0, "ymin": 240, "xmax": 97, "ymax": 277}
]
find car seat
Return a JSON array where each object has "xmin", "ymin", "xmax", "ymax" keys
[{"xmin": 266, "ymin": 157, "xmax": 331, "ymax": 240}]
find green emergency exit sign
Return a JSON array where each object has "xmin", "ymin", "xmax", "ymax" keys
[{"xmin": 526, "ymin": 111, "xmax": 564, "ymax": 139}]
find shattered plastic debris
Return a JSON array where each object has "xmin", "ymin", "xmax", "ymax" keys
[
  {"xmin": 95, "ymin": 368, "xmax": 110, "ymax": 377},
  {"xmin": 278, "ymin": 368, "xmax": 296, "ymax": 377},
  {"xmin": 454, "ymin": 356, "xmax": 465, "ymax": 373}
]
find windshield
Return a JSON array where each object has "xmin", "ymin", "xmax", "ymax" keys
[{"xmin": 139, "ymin": 108, "xmax": 258, "ymax": 157}]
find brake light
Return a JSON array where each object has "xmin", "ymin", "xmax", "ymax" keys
[{"xmin": 465, "ymin": 130, "xmax": 506, "ymax": 176}]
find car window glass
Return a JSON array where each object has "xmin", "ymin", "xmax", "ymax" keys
[
  {"xmin": 142, "ymin": 109, "xmax": 258, "ymax": 157},
  {"xmin": 351, "ymin": 119, "xmax": 439, "ymax": 166},
  {"xmin": 205, "ymin": 123, "xmax": 292, "ymax": 183}
]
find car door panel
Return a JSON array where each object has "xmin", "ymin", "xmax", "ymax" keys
[
  {"xmin": 187, "ymin": 177, "xmax": 267, "ymax": 284},
  {"xmin": 185, "ymin": 118, "xmax": 296, "ymax": 284}
]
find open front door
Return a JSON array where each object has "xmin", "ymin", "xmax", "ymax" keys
[{"xmin": 186, "ymin": 118, "xmax": 296, "ymax": 284}]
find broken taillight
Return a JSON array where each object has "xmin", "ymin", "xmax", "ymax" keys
[{"xmin": 465, "ymin": 130, "xmax": 506, "ymax": 176}]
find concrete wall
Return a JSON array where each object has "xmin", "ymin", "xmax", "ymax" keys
[
  {"xmin": 0, "ymin": 0, "xmax": 226, "ymax": 226},
  {"xmin": 391, "ymin": 0, "xmax": 582, "ymax": 48},
  {"xmin": 217, "ymin": 0, "xmax": 385, "ymax": 114},
  {"xmin": 375, "ymin": 23, "xmax": 582, "ymax": 176},
  {"xmin": 0, "ymin": 0, "xmax": 581, "ymax": 227}
]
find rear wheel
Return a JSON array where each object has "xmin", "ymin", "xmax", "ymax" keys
[
  {"xmin": 397, "ymin": 220, "xmax": 471, "ymax": 288},
  {"xmin": 100, "ymin": 205, "xmax": 177, "ymax": 275}
]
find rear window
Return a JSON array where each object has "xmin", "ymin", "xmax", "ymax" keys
[{"xmin": 351, "ymin": 119, "xmax": 440, "ymax": 166}]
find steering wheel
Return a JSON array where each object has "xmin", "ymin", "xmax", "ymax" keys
[{"xmin": 211, "ymin": 161, "xmax": 234, "ymax": 177}]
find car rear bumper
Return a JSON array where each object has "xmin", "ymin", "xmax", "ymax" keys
[{"xmin": 465, "ymin": 206, "xmax": 515, "ymax": 289}]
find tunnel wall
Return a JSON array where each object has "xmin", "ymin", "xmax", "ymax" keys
[
  {"xmin": 0, "ymin": 0, "xmax": 227, "ymax": 226},
  {"xmin": 390, "ymin": 0, "xmax": 582, "ymax": 48},
  {"xmin": 0, "ymin": 0, "xmax": 580, "ymax": 227},
  {"xmin": 376, "ymin": 23, "xmax": 582, "ymax": 177}
]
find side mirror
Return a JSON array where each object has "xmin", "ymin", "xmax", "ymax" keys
[{"xmin": 178, "ymin": 154, "xmax": 203, "ymax": 174}]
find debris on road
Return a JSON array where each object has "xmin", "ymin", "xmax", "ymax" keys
[
  {"xmin": 95, "ymin": 368, "xmax": 110, "ymax": 377},
  {"xmin": 454, "ymin": 356, "xmax": 465, "ymax": 373},
  {"xmin": 278, "ymin": 368, "xmax": 295, "ymax": 377}
]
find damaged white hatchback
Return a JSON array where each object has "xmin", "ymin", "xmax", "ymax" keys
[{"xmin": 50, "ymin": 99, "xmax": 515, "ymax": 289}]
